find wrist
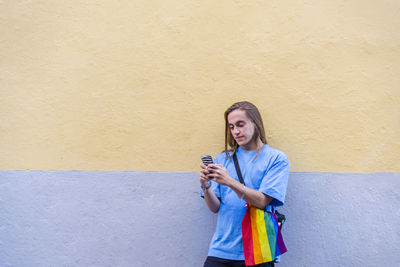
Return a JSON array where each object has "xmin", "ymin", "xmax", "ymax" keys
[
  {"xmin": 228, "ymin": 178, "xmax": 240, "ymax": 189},
  {"xmin": 226, "ymin": 176, "xmax": 237, "ymax": 188},
  {"xmin": 240, "ymin": 184, "xmax": 246, "ymax": 199},
  {"xmin": 201, "ymin": 181, "xmax": 211, "ymax": 191}
]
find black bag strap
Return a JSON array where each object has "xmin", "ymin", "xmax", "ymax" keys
[{"xmin": 233, "ymin": 153, "xmax": 245, "ymax": 185}]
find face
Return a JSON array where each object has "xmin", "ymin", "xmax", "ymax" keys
[{"xmin": 227, "ymin": 109, "xmax": 257, "ymax": 150}]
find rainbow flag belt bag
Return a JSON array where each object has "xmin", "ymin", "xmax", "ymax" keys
[{"xmin": 233, "ymin": 153, "xmax": 287, "ymax": 266}]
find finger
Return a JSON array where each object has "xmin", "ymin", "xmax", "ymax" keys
[
  {"xmin": 200, "ymin": 177, "xmax": 208, "ymax": 183},
  {"xmin": 211, "ymin": 169, "xmax": 220, "ymax": 175},
  {"xmin": 210, "ymin": 170, "xmax": 220, "ymax": 176},
  {"xmin": 201, "ymin": 172, "xmax": 209, "ymax": 178},
  {"xmin": 201, "ymin": 172, "xmax": 209, "ymax": 179},
  {"xmin": 200, "ymin": 168, "xmax": 209, "ymax": 174},
  {"xmin": 208, "ymin": 164, "xmax": 218, "ymax": 173},
  {"xmin": 206, "ymin": 173, "xmax": 215, "ymax": 180},
  {"xmin": 210, "ymin": 164, "xmax": 222, "ymax": 171},
  {"xmin": 211, "ymin": 164, "xmax": 223, "ymax": 171}
]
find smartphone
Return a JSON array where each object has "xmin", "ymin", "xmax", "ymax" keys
[{"xmin": 201, "ymin": 155, "xmax": 214, "ymax": 166}]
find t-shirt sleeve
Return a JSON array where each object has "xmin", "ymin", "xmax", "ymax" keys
[{"xmin": 259, "ymin": 155, "xmax": 289, "ymax": 207}]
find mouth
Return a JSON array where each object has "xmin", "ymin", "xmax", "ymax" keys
[{"xmin": 235, "ymin": 136, "xmax": 244, "ymax": 141}]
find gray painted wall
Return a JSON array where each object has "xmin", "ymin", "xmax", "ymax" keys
[{"xmin": 0, "ymin": 171, "xmax": 399, "ymax": 267}]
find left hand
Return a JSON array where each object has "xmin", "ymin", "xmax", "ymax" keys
[{"xmin": 206, "ymin": 164, "xmax": 234, "ymax": 186}]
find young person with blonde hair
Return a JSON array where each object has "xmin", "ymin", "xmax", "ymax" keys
[{"xmin": 200, "ymin": 101, "xmax": 289, "ymax": 267}]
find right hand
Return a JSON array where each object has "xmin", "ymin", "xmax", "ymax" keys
[{"xmin": 199, "ymin": 163, "xmax": 212, "ymax": 188}]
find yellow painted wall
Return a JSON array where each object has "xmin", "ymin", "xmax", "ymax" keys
[{"xmin": 1, "ymin": 0, "xmax": 399, "ymax": 172}]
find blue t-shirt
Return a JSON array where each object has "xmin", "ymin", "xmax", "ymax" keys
[{"xmin": 202, "ymin": 144, "xmax": 289, "ymax": 260}]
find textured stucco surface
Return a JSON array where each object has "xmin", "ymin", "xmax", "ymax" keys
[
  {"xmin": 1, "ymin": 1, "xmax": 400, "ymax": 172},
  {"xmin": 0, "ymin": 171, "xmax": 399, "ymax": 267}
]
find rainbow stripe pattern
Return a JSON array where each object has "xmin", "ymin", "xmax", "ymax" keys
[{"xmin": 241, "ymin": 205, "xmax": 287, "ymax": 266}]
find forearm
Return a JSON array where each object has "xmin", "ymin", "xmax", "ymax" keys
[
  {"xmin": 228, "ymin": 179, "xmax": 272, "ymax": 209},
  {"xmin": 203, "ymin": 187, "xmax": 220, "ymax": 213}
]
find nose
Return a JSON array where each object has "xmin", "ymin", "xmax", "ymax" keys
[{"xmin": 233, "ymin": 127, "xmax": 240, "ymax": 135}]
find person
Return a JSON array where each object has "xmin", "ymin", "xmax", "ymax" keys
[{"xmin": 200, "ymin": 101, "xmax": 290, "ymax": 267}]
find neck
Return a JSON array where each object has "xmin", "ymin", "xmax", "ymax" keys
[{"xmin": 241, "ymin": 138, "xmax": 264, "ymax": 151}]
